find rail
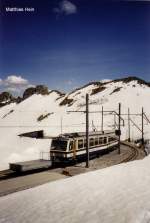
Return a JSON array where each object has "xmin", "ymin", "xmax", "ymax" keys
[{"xmin": 120, "ymin": 141, "xmax": 140, "ymax": 163}]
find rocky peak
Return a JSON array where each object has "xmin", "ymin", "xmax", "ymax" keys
[
  {"xmin": 113, "ymin": 76, "xmax": 150, "ymax": 86},
  {"xmin": 23, "ymin": 85, "xmax": 49, "ymax": 99},
  {"xmin": 0, "ymin": 92, "xmax": 15, "ymax": 107}
]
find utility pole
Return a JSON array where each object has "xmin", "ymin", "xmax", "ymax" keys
[
  {"xmin": 61, "ymin": 116, "xmax": 63, "ymax": 135},
  {"xmin": 118, "ymin": 103, "xmax": 121, "ymax": 154},
  {"xmin": 101, "ymin": 106, "xmax": 104, "ymax": 132},
  {"xmin": 67, "ymin": 94, "xmax": 90, "ymax": 168},
  {"xmin": 114, "ymin": 113, "xmax": 116, "ymax": 129},
  {"xmin": 128, "ymin": 108, "xmax": 131, "ymax": 142},
  {"xmin": 142, "ymin": 107, "xmax": 144, "ymax": 145},
  {"xmin": 86, "ymin": 94, "xmax": 89, "ymax": 168}
]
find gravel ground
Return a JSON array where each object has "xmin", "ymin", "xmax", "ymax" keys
[
  {"xmin": 63, "ymin": 143, "xmax": 146, "ymax": 176},
  {"xmin": 0, "ymin": 171, "xmax": 67, "ymax": 197}
]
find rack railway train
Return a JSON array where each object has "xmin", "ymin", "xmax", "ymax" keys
[
  {"xmin": 8, "ymin": 130, "xmax": 119, "ymax": 174},
  {"xmin": 50, "ymin": 130, "xmax": 119, "ymax": 163}
]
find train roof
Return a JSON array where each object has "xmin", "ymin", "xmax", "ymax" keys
[{"xmin": 57, "ymin": 130, "xmax": 116, "ymax": 139}]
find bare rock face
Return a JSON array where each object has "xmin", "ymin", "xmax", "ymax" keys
[
  {"xmin": 23, "ymin": 87, "xmax": 36, "ymax": 99},
  {"xmin": 0, "ymin": 85, "xmax": 49, "ymax": 107},
  {"xmin": 23, "ymin": 85, "xmax": 49, "ymax": 99},
  {"xmin": 0, "ymin": 92, "xmax": 13, "ymax": 102},
  {"xmin": 113, "ymin": 76, "xmax": 150, "ymax": 86},
  {"xmin": 16, "ymin": 96, "xmax": 23, "ymax": 104},
  {"xmin": 0, "ymin": 92, "xmax": 15, "ymax": 107},
  {"xmin": 36, "ymin": 85, "xmax": 49, "ymax": 95}
]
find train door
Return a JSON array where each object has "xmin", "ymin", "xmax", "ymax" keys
[{"xmin": 68, "ymin": 139, "xmax": 76, "ymax": 159}]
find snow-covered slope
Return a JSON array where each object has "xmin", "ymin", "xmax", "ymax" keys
[
  {"xmin": 1, "ymin": 155, "xmax": 150, "ymax": 223},
  {"xmin": 0, "ymin": 77, "xmax": 150, "ymax": 170}
]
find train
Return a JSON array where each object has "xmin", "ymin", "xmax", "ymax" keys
[
  {"xmin": 50, "ymin": 130, "xmax": 119, "ymax": 163},
  {"xmin": 8, "ymin": 130, "xmax": 119, "ymax": 173}
]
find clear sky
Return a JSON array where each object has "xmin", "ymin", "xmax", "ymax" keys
[{"xmin": 0, "ymin": 0, "xmax": 150, "ymax": 94}]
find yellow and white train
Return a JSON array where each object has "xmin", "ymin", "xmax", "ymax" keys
[{"xmin": 50, "ymin": 131, "xmax": 118, "ymax": 163}]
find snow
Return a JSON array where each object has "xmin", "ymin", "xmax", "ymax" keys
[
  {"xmin": 100, "ymin": 79, "xmax": 111, "ymax": 83},
  {"xmin": 0, "ymin": 79, "xmax": 150, "ymax": 222},
  {"xmin": 0, "ymin": 80, "xmax": 150, "ymax": 170},
  {"xmin": 0, "ymin": 155, "xmax": 150, "ymax": 223}
]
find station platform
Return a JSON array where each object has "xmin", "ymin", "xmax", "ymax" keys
[{"xmin": 9, "ymin": 160, "xmax": 52, "ymax": 172}]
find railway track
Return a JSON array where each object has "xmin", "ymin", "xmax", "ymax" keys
[
  {"xmin": 0, "ymin": 168, "xmax": 53, "ymax": 180},
  {"xmin": 120, "ymin": 142, "xmax": 139, "ymax": 163}
]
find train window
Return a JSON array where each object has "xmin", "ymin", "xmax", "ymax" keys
[
  {"xmin": 51, "ymin": 139, "xmax": 68, "ymax": 151},
  {"xmin": 109, "ymin": 137, "xmax": 115, "ymax": 142},
  {"xmin": 95, "ymin": 138, "xmax": 99, "ymax": 145},
  {"xmin": 104, "ymin": 137, "xmax": 107, "ymax": 144},
  {"xmin": 108, "ymin": 137, "xmax": 111, "ymax": 142},
  {"xmin": 78, "ymin": 139, "xmax": 83, "ymax": 149},
  {"xmin": 90, "ymin": 138, "xmax": 94, "ymax": 147},
  {"xmin": 99, "ymin": 137, "xmax": 103, "ymax": 144}
]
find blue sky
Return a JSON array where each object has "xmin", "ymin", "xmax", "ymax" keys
[{"xmin": 0, "ymin": 0, "xmax": 150, "ymax": 94}]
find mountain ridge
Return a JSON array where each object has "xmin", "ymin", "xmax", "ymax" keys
[
  {"xmin": 0, "ymin": 75, "xmax": 150, "ymax": 170},
  {"xmin": 1, "ymin": 75, "xmax": 149, "ymax": 108}
]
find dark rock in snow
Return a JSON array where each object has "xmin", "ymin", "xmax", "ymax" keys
[
  {"xmin": 23, "ymin": 85, "xmax": 49, "ymax": 99},
  {"xmin": 36, "ymin": 85, "xmax": 49, "ymax": 95},
  {"xmin": 0, "ymin": 92, "xmax": 15, "ymax": 107},
  {"xmin": 91, "ymin": 86, "xmax": 106, "ymax": 95},
  {"xmin": 0, "ymin": 92, "xmax": 13, "ymax": 102},
  {"xmin": 23, "ymin": 87, "xmax": 36, "ymax": 99},
  {"xmin": 59, "ymin": 97, "xmax": 74, "ymax": 106},
  {"xmin": 110, "ymin": 87, "xmax": 123, "ymax": 95},
  {"xmin": 113, "ymin": 76, "xmax": 150, "ymax": 86}
]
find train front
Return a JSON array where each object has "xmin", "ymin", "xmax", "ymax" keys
[{"xmin": 50, "ymin": 136, "xmax": 70, "ymax": 163}]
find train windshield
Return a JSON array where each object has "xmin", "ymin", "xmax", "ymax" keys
[{"xmin": 51, "ymin": 139, "xmax": 68, "ymax": 151}]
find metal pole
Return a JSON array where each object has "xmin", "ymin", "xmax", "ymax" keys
[
  {"xmin": 101, "ymin": 106, "xmax": 103, "ymax": 132},
  {"xmin": 86, "ymin": 94, "xmax": 89, "ymax": 168},
  {"xmin": 61, "ymin": 116, "xmax": 63, "ymax": 134},
  {"xmin": 128, "ymin": 108, "xmax": 131, "ymax": 142},
  {"xmin": 114, "ymin": 113, "xmax": 116, "ymax": 129},
  {"xmin": 142, "ymin": 107, "xmax": 144, "ymax": 145},
  {"xmin": 118, "ymin": 103, "xmax": 121, "ymax": 154}
]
